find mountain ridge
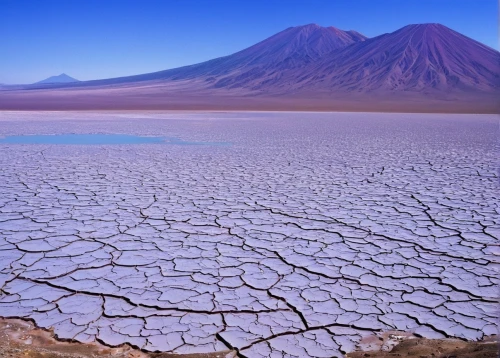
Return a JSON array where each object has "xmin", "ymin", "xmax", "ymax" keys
[
  {"xmin": 1, "ymin": 23, "xmax": 499, "ymax": 113},
  {"xmin": 287, "ymin": 23, "xmax": 500, "ymax": 93}
]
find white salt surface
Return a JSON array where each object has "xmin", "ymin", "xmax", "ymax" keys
[{"xmin": 0, "ymin": 111, "xmax": 498, "ymax": 357}]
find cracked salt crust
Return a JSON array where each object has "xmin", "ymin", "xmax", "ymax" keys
[{"xmin": 0, "ymin": 111, "xmax": 498, "ymax": 357}]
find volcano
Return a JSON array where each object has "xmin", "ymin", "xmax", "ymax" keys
[
  {"xmin": 56, "ymin": 24, "xmax": 367, "ymax": 88},
  {"xmin": 35, "ymin": 73, "xmax": 79, "ymax": 84},
  {"xmin": 294, "ymin": 23, "xmax": 500, "ymax": 93}
]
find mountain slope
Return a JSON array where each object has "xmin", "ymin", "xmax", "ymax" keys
[
  {"xmin": 39, "ymin": 24, "xmax": 366, "ymax": 89},
  {"xmin": 201, "ymin": 24, "xmax": 368, "ymax": 89},
  {"xmin": 296, "ymin": 24, "xmax": 500, "ymax": 92},
  {"xmin": 36, "ymin": 73, "xmax": 79, "ymax": 84}
]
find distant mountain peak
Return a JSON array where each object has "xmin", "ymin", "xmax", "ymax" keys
[
  {"xmin": 295, "ymin": 23, "xmax": 321, "ymax": 29},
  {"xmin": 253, "ymin": 23, "xmax": 367, "ymax": 55},
  {"xmin": 297, "ymin": 21, "xmax": 500, "ymax": 93},
  {"xmin": 35, "ymin": 73, "xmax": 79, "ymax": 84},
  {"xmin": 403, "ymin": 22, "xmax": 445, "ymax": 29},
  {"xmin": 396, "ymin": 22, "xmax": 450, "ymax": 34}
]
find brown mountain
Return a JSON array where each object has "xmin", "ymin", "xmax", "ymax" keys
[
  {"xmin": 294, "ymin": 23, "xmax": 500, "ymax": 93},
  {"xmin": 1, "ymin": 23, "xmax": 498, "ymax": 113}
]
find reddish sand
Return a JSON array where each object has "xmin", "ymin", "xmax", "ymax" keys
[
  {"xmin": 1, "ymin": 318, "xmax": 497, "ymax": 358},
  {"xmin": 0, "ymin": 87, "xmax": 498, "ymax": 113},
  {"xmin": 0, "ymin": 318, "xmax": 234, "ymax": 357}
]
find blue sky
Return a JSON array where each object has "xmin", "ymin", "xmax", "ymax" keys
[{"xmin": 0, "ymin": 0, "xmax": 497, "ymax": 84}]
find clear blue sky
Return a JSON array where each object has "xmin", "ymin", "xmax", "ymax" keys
[{"xmin": 0, "ymin": 0, "xmax": 497, "ymax": 84}]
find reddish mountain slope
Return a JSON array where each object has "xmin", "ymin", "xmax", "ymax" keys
[
  {"xmin": 59, "ymin": 24, "xmax": 366, "ymax": 88},
  {"xmin": 296, "ymin": 23, "xmax": 500, "ymax": 93}
]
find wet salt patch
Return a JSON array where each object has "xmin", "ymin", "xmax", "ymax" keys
[
  {"xmin": 0, "ymin": 133, "xmax": 229, "ymax": 146},
  {"xmin": 0, "ymin": 112, "xmax": 498, "ymax": 357}
]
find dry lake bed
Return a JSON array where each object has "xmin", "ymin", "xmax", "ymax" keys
[{"xmin": 0, "ymin": 111, "xmax": 498, "ymax": 357}]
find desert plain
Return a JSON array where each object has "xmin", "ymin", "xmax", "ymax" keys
[{"xmin": 0, "ymin": 111, "xmax": 497, "ymax": 357}]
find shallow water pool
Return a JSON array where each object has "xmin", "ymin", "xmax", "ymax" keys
[{"xmin": 0, "ymin": 134, "xmax": 227, "ymax": 145}]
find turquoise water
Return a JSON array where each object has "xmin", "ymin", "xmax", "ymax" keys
[{"xmin": 0, "ymin": 134, "xmax": 228, "ymax": 145}]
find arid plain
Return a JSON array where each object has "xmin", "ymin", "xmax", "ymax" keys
[{"xmin": 0, "ymin": 111, "xmax": 497, "ymax": 357}]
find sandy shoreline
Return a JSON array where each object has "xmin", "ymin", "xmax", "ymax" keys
[
  {"xmin": 0, "ymin": 318, "xmax": 235, "ymax": 357},
  {"xmin": 1, "ymin": 318, "xmax": 497, "ymax": 358}
]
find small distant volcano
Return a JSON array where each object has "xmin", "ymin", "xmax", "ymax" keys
[{"xmin": 35, "ymin": 73, "xmax": 79, "ymax": 84}]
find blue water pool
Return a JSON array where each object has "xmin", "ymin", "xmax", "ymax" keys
[{"xmin": 0, "ymin": 134, "xmax": 228, "ymax": 145}]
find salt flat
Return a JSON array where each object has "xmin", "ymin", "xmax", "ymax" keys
[{"xmin": 0, "ymin": 111, "xmax": 498, "ymax": 357}]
